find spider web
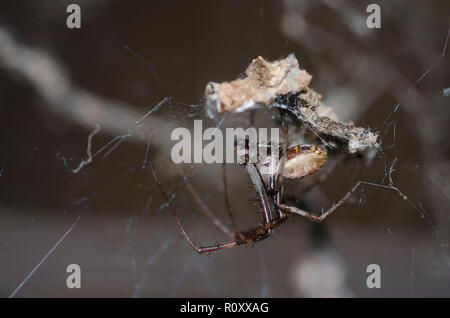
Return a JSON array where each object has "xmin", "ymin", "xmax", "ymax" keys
[{"xmin": 0, "ymin": 0, "xmax": 449, "ymax": 298}]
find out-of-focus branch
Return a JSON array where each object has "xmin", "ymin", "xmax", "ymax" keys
[{"xmin": 0, "ymin": 26, "xmax": 168, "ymax": 149}]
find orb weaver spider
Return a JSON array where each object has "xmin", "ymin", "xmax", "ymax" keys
[{"xmin": 149, "ymin": 115, "xmax": 367, "ymax": 254}]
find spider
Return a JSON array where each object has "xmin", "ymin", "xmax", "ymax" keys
[{"xmin": 149, "ymin": 114, "xmax": 367, "ymax": 254}]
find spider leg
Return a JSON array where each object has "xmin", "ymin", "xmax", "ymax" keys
[
  {"xmin": 246, "ymin": 163, "xmax": 276, "ymax": 223},
  {"xmin": 151, "ymin": 162, "xmax": 236, "ymax": 253},
  {"xmin": 149, "ymin": 163, "xmax": 203, "ymax": 252},
  {"xmin": 151, "ymin": 161, "xmax": 286, "ymax": 253},
  {"xmin": 274, "ymin": 188, "xmax": 286, "ymax": 220},
  {"xmin": 275, "ymin": 109, "xmax": 289, "ymax": 220},
  {"xmin": 277, "ymin": 181, "xmax": 363, "ymax": 222},
  {"xmin": 182, "ymin": 175, "xmax": 237, "ymax": 240},
  {"xmin": 195, "ymin": 217, "xmax": 287, "ymax": 254},
  {"xmin": 222, "ymin": 163, "xmax": 245, "ymax": 240}
]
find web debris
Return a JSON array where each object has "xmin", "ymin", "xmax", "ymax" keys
[
  {"xmin": 204, "ymin": 54, "xmax": 380, "ymax": 154},
  {"xmin": 378, "ymin": 26, "xmax": 450, "ymax": 240},
  {"xmin": 72, "ymin": 123, "xmax": 101, "ymax": 174}
]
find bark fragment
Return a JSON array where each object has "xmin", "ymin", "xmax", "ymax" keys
[
  {"xmin": 205, "ymin": 54, "xmax": 312, "ymax": 115},
  {"xmin": 204, "ymin": 54, "xmax": 380, "ymax": 153}
]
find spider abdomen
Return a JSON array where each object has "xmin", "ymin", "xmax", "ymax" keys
[{"xmin": 283, "ymin": 144, "xmax": 327, "ymax": 179}]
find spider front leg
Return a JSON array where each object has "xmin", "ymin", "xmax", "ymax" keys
[
  {"xmin": 150, "ymin": 157, "xmax": 287, "ymax": 254},
  {"xmin": 277, "ymin": 181, "xmax": 363, "ymax": 222},
  {"xmin": 194, "ymin": 217, "xmax": 287, "ymax": 254}
]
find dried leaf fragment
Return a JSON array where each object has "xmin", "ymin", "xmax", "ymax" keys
[
  {"xmin": 204, "ymin": 54, "xmax": 380, "ymax": 153},
  {"xmin": 205, "ymin": 54, "xmax": 312, "ymax": 116}
]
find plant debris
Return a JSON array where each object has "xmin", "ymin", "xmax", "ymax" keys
[{"xmin": 204, "ymin": 54, "xmax": 380, "ymax": 153}]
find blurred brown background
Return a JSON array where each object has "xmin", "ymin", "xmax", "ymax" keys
[{"xmin": 0, "ymin": 0, "xmax": 449, "ymax": 297}]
